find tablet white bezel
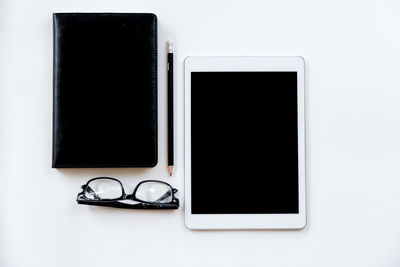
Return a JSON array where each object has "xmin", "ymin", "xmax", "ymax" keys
[{"xmin": 184, "ymin": 56, "xmax": 306, "ymax": 229}]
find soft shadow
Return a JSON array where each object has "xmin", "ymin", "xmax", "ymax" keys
[{"xmin": 56, "ymin": 167, "xmax": 150, "ymax": 178}]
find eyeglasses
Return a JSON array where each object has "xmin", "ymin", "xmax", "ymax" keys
[{"xmin": 77, "ymin": 177, "xmax": 179, "ymax": 209}]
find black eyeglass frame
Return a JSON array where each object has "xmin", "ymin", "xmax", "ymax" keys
[{"xmin": 77, "ymin": 177, "xmax": 179, "ymax": 209}]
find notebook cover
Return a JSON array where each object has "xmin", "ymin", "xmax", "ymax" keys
[{"xmin": 52, "ymin": 13, "xmax": 158, "ymax": 168}]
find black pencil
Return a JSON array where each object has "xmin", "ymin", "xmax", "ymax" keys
[{"xmin": 167, "ymin": 41, "xmax": 174, "ymax": 176}]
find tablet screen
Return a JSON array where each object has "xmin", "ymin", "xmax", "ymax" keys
[{"xmin": 191, "ymin": 72, "xmax": 299, "ymax": 214}]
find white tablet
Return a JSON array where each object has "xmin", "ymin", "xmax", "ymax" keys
[{"xmin": 184, "ymin": 56, "xmax": 306, "ymax": 229}]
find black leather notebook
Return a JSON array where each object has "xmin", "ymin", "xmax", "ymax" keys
[{"xmin": 52, "ymin": 13, "xmax": 158, "ymax": 168}]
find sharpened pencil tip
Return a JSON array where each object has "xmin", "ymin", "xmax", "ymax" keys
[{"xmin": 168, "ymin": 165, "xmax": 174, "ymax": 177}]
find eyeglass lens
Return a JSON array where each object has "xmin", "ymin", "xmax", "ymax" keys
[
  {"xmin": 135, "ymin": 182, "xmax": 172, "ymax": 203},
  {"xmin": 84, "ymin": 178, "xmax": 123, "ymax": 200}
]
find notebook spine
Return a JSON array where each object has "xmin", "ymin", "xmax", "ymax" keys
[{"xmin": 52, "ymin": 14, "xmax": 59, "ymax": 168}]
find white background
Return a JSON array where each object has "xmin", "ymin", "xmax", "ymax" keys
[{"xmin": 1, "ymin": 0, "xmax": 400, "ymax": 266}]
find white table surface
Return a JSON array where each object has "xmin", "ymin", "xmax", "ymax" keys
[{"xmin": 1, "ymin": 0, "xmax": 400, "ymax": 266}]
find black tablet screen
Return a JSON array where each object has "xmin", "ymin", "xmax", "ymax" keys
[{"xmin": 191, "ymin": 72, "xmax": 299, "ymax": 214}]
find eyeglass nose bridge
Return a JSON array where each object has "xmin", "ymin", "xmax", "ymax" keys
[{"xmin": 125, "ymin": 193, "xmax": 134, "ymax": 199}]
